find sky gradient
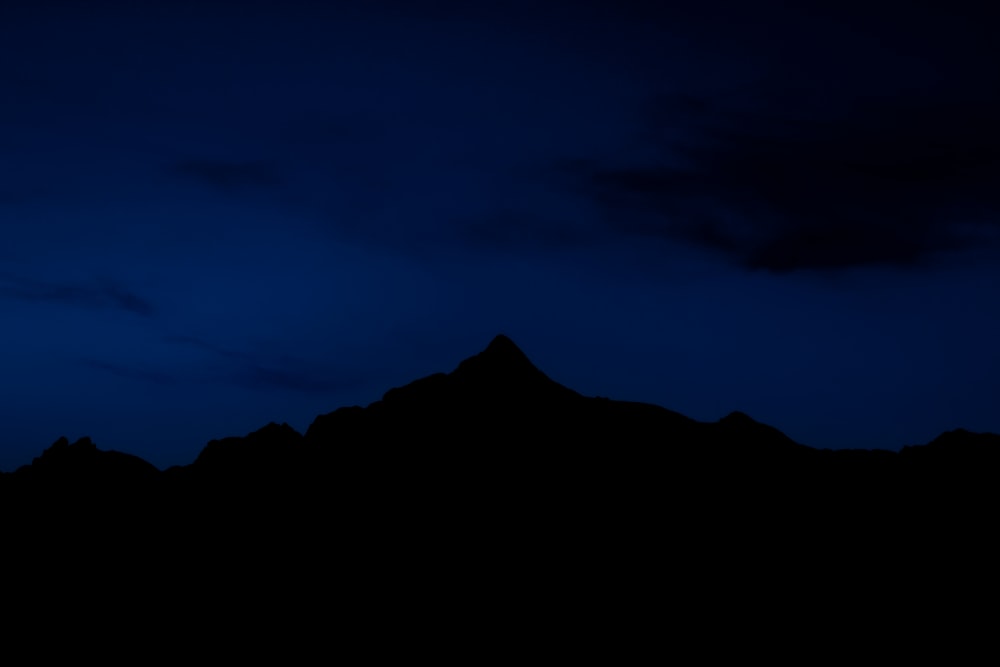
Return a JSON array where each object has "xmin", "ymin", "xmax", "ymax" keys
[{"xmin": 3, "ymin": 0, "xmax": 999, "ymax": 470}]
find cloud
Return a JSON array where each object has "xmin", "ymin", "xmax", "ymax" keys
[
  {"xmin": 163, "ymin": 334, "xmax": 250, "ymax": 361},
  {"xmin": 83, "ymin": 360, "xmax": 177, "ymax": 385},
  {"xmin": 234, "ymin": 365, "xmax": 363, "ymax": 396},
  {"xmin": 165, "ymin": 334, "xmax": 363, "ymax": 396},
  {"xmin": 85, "ymin": 339, "xmax": 359, "ymax": 395},
  {"xmin": 101, "ymin": 282, "xmax": 157, "ymax": 317},
  {"xmin": 173, "ymin": 159, "xmax": 283, "ymax": 191},
  {"xmin": 0, "ymin": 272, "xmax": 156, "ymax": 316},
  {"xmin": 573, "ymin": 91, "xmax": 1000, "ymax": 272},
  {"xmin": 441, "ymin": 208, "xmax": 598, "ymax": 256}
]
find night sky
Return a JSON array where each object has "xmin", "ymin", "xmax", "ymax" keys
[{"xmin": 3, "ymin": 0, "xmax": 999, "ymax": 471}]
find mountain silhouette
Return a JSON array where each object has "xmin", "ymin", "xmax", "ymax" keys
[
  {"xmin": 4, "ymin": 333, "xmax": 996, "ymax": 651},
  {"xmin": 3, "ymin": 333, "xmax": 997, "ymax": 492}
]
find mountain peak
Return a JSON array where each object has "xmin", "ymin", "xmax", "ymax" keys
[
  {"xmin": 443, "ymin": 334, "xmax": 579, "ymax": 401},
  {"xmin": 720, "ymin": 411, "xmax": 755, "ymax": 425},
  {"xmin": 485, "ymin": 333, "xmax": 519, "ymax": 352},
  {"xmin": 478, "ymin": 333, "xmax": 532, "ymax": 365},
  {"xmin": 454, "ymin": 334, "xmax": 537, "ymax": 377}
]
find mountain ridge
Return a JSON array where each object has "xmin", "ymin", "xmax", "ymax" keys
[
  {"xmin": 2, "ymin": 333, "xmax": 997, "ymax": 479},
  {"xmin": 5, "ymin": 333, "xmax": 997, "ymax": 637}
]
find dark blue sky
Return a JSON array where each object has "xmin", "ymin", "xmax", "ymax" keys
[{"xmin": 3, "ymin": 0, "xmax": 999, "ymax": 470}]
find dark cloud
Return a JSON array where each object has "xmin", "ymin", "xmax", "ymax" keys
[
  {"xmin": 83, "ymin": 360, "xmax": 176, "ymax": 385},
  {"xmin": 86, "ymin": 339, "xmax": 358, "ymax": 394},
  {"xmin": 0, "ymin": 272, "xmax": 155, "ymax": 316},
  {"xmin": 452, "ymin": 209, "xmax": 595, "ymax": 253},
  {"xmin": 235, "ymin": 365, "xmax": 363, "ymax": 396},
  {"xmin": 163, "ymin": 334, "xmax": 250, "ymax": 361},
  {"xmin": 173, "ymin": 160, "xmax": 283, "ymax": 191},
  {"xmin": 101, "ymin": 282, "xmax": 157, "ymax": 317},
  {"xmin": 575, "ymin": 91, "xmax": 1000, "ymax": 272},
  {"xmin": 165, "ymin": 334, "xmax": 363, "ymax": 396}
]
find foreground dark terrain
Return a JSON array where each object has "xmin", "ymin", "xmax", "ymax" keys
[{"xmin": 3, "ymin": 335, "xmax": 996, "ymax": 653}]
